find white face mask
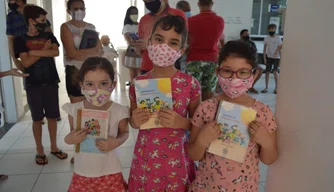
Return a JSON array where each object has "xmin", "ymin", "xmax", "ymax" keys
[
  {"xmin": 72, "ymin": 10, "xmax": 86, "ymax": 21},
  {"xmin": 130, "ymin": 14, "xmax": 138, "ymax": 22}
]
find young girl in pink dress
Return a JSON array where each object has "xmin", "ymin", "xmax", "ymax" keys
[
  {"xmin": 63, "ymin": 57, "xmax": 129, "ymax": 192},
  {"xmin": 188, "ymin": 40, "xmax": 279, "ymax": 192},
  {"xmin": 128, "ymin": 15, "xmax": 201, "ymax": 191}
]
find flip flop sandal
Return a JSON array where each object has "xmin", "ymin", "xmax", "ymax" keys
[
  {"xmin": 261, "ymin": 89, "xmax": 268, "ymax": 93},
  {"xmin": 249, "ymin": 88, "xmax": 259, "ymax": 94},
  {"xmin": 0, "ymin": 174, "xmax": 8, "ymax": 180},
  {"xmin": 35, "ymin": 154, "xmax": 48, "ymax": 165},
  {"xmin": 51, "ymin": 150, "xmax": 68, "ymax": 160}
]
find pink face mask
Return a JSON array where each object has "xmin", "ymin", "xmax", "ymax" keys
[
  {"xmin": 147, "ymin": 44, "xmax": 182, "ymax": 68},
  {"xmin": 218, "ymin": 76, "xmax": 254, "ymax": 99}
]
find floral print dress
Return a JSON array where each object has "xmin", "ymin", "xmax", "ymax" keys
[
  {"xmin": 189, "ymin": 98, "xmax": 277, "ymax": 192},
  {"xmin": 128, "ymin": 71, "xmax": 201, "ymax": 192}
]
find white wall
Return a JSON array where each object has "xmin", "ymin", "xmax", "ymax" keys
[
  {"xmin": 48, "ymin": 0, "xmax": 67, "ymax": 79},
  {"xmin": 265, "ymin": 0, "xmax": 334, "ymax": 191},
  {"xmin": 0, "ymin": 0, "xmax": 24, "ymax": 123},
  {"xmin": 169, "ymin": 0, "xmax": 253, "ymax": 41},
  {"xmin": 84, "ymin": 0, "xmax": 133, "ymax": 49}
]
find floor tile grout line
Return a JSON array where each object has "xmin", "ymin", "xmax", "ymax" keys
[
  {"xmin": 31, "ymin": 169, "xmax": 43, "ymax": 192},
  {"xmin": 3, "ymin": 125, "xmax": 30, "ymax": 156}
]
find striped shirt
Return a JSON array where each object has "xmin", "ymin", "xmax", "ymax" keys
[
  {"xmin": 6, "ymin": 11, "xmax": 28, "ymax": 37},
  {"xmin": 6, "ymin": 10, "xmax": 52, "ymax": 37}
]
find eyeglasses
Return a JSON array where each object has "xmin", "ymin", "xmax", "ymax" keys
[{"xmin": 217, "ymin": 67, "xmax": 254, "ymax": 79}]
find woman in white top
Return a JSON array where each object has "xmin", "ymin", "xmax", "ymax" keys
[
  {"xmin": 61, "ymin": 0, "xmax": 103, "ymax": 162},
  {"xmin": 63, "ymin": 57, "xmax": 129, "ymax": 192},
  {"xmin": 122, "ymin": 6, "xmax": 142, "ymax": 85}
]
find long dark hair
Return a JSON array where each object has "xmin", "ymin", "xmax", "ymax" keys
[{"xmin": 124, "ymin": 6, "xmax": 138, "ymax": 26}]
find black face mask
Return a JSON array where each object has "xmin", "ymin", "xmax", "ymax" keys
[
  {"xmin": 243, "ymin": 35, "xmax": 250, "ymax": 41},
  {"xmin": 269, "ymin": 31, "xmax": 275, "ymax": 36},
  {"xmin": 8, "ymin": 3, "xmax": 19, "ymax": 11},
  {"xmin": 145, "ymin": 0, "xmax": 162, "ymax": 14},
  {"xmin": 34, "ymin": 22, "xmax": 47, "ymax": 33}
]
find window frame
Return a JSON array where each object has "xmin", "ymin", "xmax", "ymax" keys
[{"xmin": 251, "ymin": 0, "xmax": 286, "ymax": 38}]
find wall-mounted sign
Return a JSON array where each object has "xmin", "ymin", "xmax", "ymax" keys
[{"xmin": 269, "ymin": 4, "xmax": 280, "ymax": 12}]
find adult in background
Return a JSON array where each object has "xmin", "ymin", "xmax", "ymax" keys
[
  {"xmin": 262, "ymin": 24, "xmax": 282, "ymax": 94},
  {"xmin": 122, "ymin": 6, "xmax": 141, "ymax": 85},
  {"xmin": 133, "ymin": 0, "xmax": 187, "ymax": 75},
  {"xmin": 175, "ymin": 0, "xmax": 191, "ymax": 72},
  {"xmin": 61, "ymin": 0, "xmax": 103, "ymax": 163},
  {"xmin": 186, "ymin": 0, "xmax": 224, "ymax": 101},
  {"xmin": 240, "ymin": 29, "xmax": 264, "ymax": 94},
  {"xmin": 176, "ymin": 0, "xmax": 191, "ymax": 18}
]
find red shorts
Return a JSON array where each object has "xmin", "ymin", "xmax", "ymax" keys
[{"xmin": 68, "ymin": 172, "xmax": 128, "ymax": 192}]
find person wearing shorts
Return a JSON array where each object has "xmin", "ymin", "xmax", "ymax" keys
[
  {"xmin": 240, "ymin": 29, "xmax": 264, "ymax": 94},
  {"xmin": 187, "ymin": 61, "xmax": 218, "ymax": 94},
  {"xmin": 262, "ymin": 24, "xmax": 283, "ymax": 94},
  {"xmin": 14, "ymin": 5, "xmax": 68, "ymax": 165},
  {"xmin": 186, "ymin": 0, "xmax": 224, "ymax": 100}
]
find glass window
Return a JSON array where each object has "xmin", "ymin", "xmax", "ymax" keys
[
  {"xmin": 251, "ymin": 0, "xmax": 287, "ymax": 36},
  {"xmin": 85, "ymin": 0, "xmax": 133, "ymax": 48}
]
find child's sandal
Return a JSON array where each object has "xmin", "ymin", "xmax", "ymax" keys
[
  {"xmin": 0, "ymin": 174, "xmax": 8, "ymax": 180},
  {"xmin": 261, "ymin": 88, "xmax": 268, "ymax": 93},
  {"xmin": 50, "ymin": 150, "xmax": 68, "ymax": 160},
  {"xmin": 35, "ymin": 154, "xmax": 48, "ymax": 165}
]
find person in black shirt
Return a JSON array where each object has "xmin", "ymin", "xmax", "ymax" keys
[
  {"xmin": 6, "ymin": 0, "xmax": 61, "ymax": 122},
  {"xmin": 14, "ymin": 5, "xmax": 68, "ymax": 165},
  {"xmin": 240, "ymin": 29, "xmax": 264, "ymax": 94}
]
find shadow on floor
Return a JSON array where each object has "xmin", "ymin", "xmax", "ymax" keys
[{"xmin": 0, "ymin": 123, "xmax": 15, "ymax": 139}]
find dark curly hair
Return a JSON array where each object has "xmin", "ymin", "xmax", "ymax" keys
[
  {"xmin": 150, "ymin": 15, "xmax": 188, "ymax": 48},
  {"xmin": 23, "ymin": 5, "xmax": 47, "ymax": 25},
  {"xmin": 218, "ymin": 40, "xmax": 258, "ymax": 69}
]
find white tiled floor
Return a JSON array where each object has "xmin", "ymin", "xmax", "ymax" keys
[{"xmin": 0, "ymin": 72, "xmax": 277, "ymax": 191}]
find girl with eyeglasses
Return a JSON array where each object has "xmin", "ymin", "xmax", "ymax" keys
[{"xmin": 188, "ymin": 40, "xmax": 278, "ymax": 192}]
